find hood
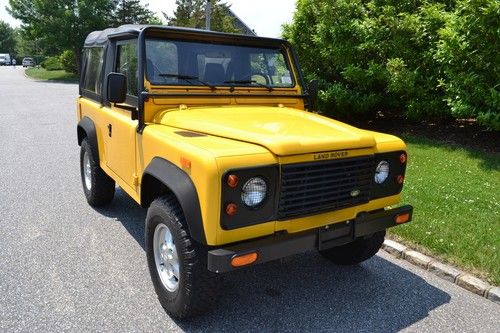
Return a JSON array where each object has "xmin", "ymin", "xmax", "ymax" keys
[{"xmin": 154, "ymin": 106, "xmax": 376, "ymax": 156}]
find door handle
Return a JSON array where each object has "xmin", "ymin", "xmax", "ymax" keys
[{"xmin": 108, "ymin": 124, "xmax": 112, "ymax": 137}]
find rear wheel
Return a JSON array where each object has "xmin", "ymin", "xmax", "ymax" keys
[
  {"xmin": 145, "ymin": 195, "xmax": 222, "ymax": 318},
  {"xmin": 319, "ymin": 230, "xmax": 386, "ymax": 265},
  {"xmin": 80, "ymin": 139, "xmax": 115, "ymax": 206}
]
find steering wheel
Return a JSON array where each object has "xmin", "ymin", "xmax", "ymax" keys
[{"xmin": 239, "ymin": 72, "xmax": 271, "ymax": 85}]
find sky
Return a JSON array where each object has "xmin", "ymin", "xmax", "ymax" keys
[{"xmin": 0, "ymin": 0, "xmax": 296, "ymax": 38}]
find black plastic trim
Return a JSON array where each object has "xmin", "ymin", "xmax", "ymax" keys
[
  {"xmin": 371, "ymin": 151, "xmax": 407, "ymax": 199},
  {"xmin": 220, "ymin": 165, "xmax": 278, "ymax": 230},
  {"xmin": 144, "ymin": 92, "xmax": 307, "ymax": 99},
  {"xmin": 207, "ymin": 205, "xmax": 413, "ymax": 273},
  {"xmin": 142, "ymin": 157, "xmax": 206, "ymax": 244},
  {"xmin": 77, "ymin": 117, "xmax": 99, "ymax": 162}
]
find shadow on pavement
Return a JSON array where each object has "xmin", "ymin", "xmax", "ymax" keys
[
  {"xmin": 93, "ymin": 188, "xmax": 146, "ymax": 249},
  {"xmin": 95, "ymin": 188, "xmax": 450, "ymax": 333}
]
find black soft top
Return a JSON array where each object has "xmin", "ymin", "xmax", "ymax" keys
[{"xmin": 84, "ymin": 24, "xmax": 287, "ymax": 47}]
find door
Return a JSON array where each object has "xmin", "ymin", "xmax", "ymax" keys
[{"xmin": 102, "ymin": 40, "xmax": 139, "ymax": 188}]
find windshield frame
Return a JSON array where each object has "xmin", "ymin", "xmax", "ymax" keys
[{"xmin": 144, "ymin": 37, "xmax": 297, "ymax": 89}]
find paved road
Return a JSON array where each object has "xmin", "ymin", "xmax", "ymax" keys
[{"xmin": 0, "ymin": 66, "xmax": 498, "ymax": 332}]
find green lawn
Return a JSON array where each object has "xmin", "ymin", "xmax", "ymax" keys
[
  {"xmin": 391, "ymin": 135, "xmax": 499, "ymax": 284},
  {"xmin": 25, "ymin": 67, "xmax": 78, "ymax": 82}
]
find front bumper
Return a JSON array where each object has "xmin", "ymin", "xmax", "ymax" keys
[{"xmin": 207, "ymin": 205, "xmax": 413, "ymax": 273}]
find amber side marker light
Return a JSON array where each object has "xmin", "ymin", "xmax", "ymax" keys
[
  {"xmin": 225, "ymin": 203, "xmax": 238, "ymax": 216},
  {"xmin": 231, "ymin": 252, "xmax": 258, "ymax": 267},
  {"xmin": 400, "ymin": 153, "xmax": 407, "ymax": 164},
  {"xmin": 227, "ymin": 174, "xmax": 239, "ymax": 188},
  {"xmin": 180, "ymin": 157, "xmax": 191, "ymax": 169},
  {"xmin": 395, "ymin": 213, "xmax": 410, "ymax": 224}
]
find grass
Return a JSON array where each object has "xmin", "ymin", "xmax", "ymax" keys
[
  {"xmin": 25, "ymin": 67, "xmax": 78, "ymax": 82},
  {"xmin": 391, "ymin": 135, "xmax": 499, "ymax": 284}
]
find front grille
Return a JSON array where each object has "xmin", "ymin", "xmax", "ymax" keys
[{"xmin": 278, "ymin": 155, "xmax": 375, "ymax": 219}]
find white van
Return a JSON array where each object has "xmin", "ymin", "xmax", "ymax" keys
[{"xmin": 0, "ymin": 54, "xmax": 12, "ymax": 66}]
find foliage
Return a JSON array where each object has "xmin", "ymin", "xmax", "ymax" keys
[
  {"xmin": 41, "ymin": 56, "xmax": 64, "ymax": 71},
  {"xmin": 110, "ymin": 0, "xmax": 162, "ymax": 26},
  {"xmin": 283, "ymin": 0, "xmax": 499, "ymax": 129},
  {"xmin": 435, "ymin": 0, "xmax": 500, "ymax": 130},
  {"xmin": 59, "ymin": 50, "xmax": 77, "ymax": 74},
  {"xmin": 0, "ymin": 20, "xmax": 16, "ymax": 55},
  {"xmin": 166, "ymin": 0, "xmax": 242, "ymax": 33},
  {"xmin": 8, "ymin": 0, "xmax": 160, "ymax": 73}
]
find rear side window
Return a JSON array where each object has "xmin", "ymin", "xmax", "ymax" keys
[
  {"xmin": 83, "ymin": 47, "xmax": 104, "ymax": 96},
  {"xmin": 116, "ymin": 42, "xmax": 138, "ymax": 97}
]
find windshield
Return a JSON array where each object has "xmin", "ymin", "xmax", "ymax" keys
[{"xmin": 145, "ymin": 39, "xmax": 294, "ymax": 88}]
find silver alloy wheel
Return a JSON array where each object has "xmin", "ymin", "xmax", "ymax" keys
[
  {"xmin": 153, "ymin": 223, "xmax": 180, "ymax": 292},
  {"xmin": 83, "ymin": 151, "xmax": 92, "ymax": 191}
]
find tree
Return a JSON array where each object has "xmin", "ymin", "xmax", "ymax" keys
[
  {"xmin": 8, "ymin": 0, "xmax": 161, "ymax": 73},
  {"xmin": 166, "ymin": 0, "xmax": 241, "ymax": 33},
  {"xmin": 110, "ymin": 0, "xmax": 162, "ymax": 26},
  {"xmin": 8, "ymin": 0, "xmax": 114, "ymax": 73},
  {"xmin": 0, "ymin": 20, "xmax": 16, "ymax": 55}
]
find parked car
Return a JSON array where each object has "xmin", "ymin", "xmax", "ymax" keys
[
  {"xmin": 22, "ymin": 57, "xmax": 35, "ymax": 67},
  {"xmin": 0, "ymin": 53, "xmax": 11, "ymax": 66},
  {"xmin": 77, "ymin": 25, "xmax": 413, "ymax": 318}
]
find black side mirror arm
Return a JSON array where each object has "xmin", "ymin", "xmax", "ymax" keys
[{"xmin": 307, "ymin": 79, "xmax": 319, "ymax": 111}]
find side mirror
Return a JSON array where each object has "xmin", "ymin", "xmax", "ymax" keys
[
  {"xmin": 107, "ymin": 72, "xmax": 127, "ymax": 104},
  {"xmin": 307, "ymin": 79, "xmax": 319, "ymax": 111}
]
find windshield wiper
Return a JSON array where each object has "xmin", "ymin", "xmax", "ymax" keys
[
  {"xmin": 223, "ymin": 80, "xmax": 274, "ymax": 92},
  {"xmin": 159, "ymin": 73, "xmax": 216, "ymax": 90}
]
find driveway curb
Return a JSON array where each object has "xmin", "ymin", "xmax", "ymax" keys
[{"xmin": 382, "ymin": 239, "xmax": 499, "ymax": 305}]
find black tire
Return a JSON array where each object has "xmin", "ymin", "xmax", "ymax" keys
[
  {"xmin": 80, "ymin": 139, "xmax": 115, "ymax": 206},
  {"xmin": 145, "ymin": 195, "xmax": 222, "ymax": 318},
  {"xmin": 319, "ymin": 230, "xmax": 386, "ymax": 265}
]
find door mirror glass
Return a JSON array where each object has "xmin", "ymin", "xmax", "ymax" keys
[{"xmin": 107, "ymin": 72, "xmax": 127, "ymax": 103}]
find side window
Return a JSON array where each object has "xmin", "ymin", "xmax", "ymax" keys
[
  {"xmin": 116, "ymin": 42, "xmax": 138, "ymax": 97},
  {"xmin": 83, "ymin": 47, "xmax": 104, "ymax": 96}
]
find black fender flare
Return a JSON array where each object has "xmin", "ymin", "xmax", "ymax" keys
[
  {"xmin": 142, "ymin": 157, "xmax": 207, "ymax": 245},
  {"xmin": 77, "ymin": 117, "xmax": 99, "ymax": 162}
]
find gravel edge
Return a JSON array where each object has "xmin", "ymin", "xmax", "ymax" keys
[{"xmin": 381, "ymin": 239, "xmax": 499, "ymax": 305}]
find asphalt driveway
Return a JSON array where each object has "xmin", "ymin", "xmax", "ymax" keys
[{"xmin": 0, "ymin": 66, "xmax": 498, "ymax": 332}]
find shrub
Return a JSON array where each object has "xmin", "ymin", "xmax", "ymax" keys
[
  {"xmin": 283, "ymin": 0, "xmax": 499, "ymax": 129},
  {"xmin": 59, "ymin": 50, "xmax": 77, "ymax": 74},
  {"xmin": 435, "ymin": 0, "xmax": 500, "ymax": 130},
  {"xmin": 41, "ymin": 56, "xmax": 63, "ymax": 71}
]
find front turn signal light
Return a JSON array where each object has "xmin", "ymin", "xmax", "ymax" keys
[
  {"xmin": 395, "ymin": 175, "xmax": 405, "ymax": 184},
  {"xmin": 231, "ymin": 252, "xmax": 258, "ymax": 267},
  {"xmin": 225, "ymin": 203, "xmax": 238, "ymax": 216},
  {"xmin": 227, "ymin": 174, "xmax": 239, "ymax": 188},
  {"xmin": 399, "ymin": 153, "xmax": 407, "ymax": 164}
]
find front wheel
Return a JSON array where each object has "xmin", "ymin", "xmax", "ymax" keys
[
  {"xmin": 319, "ymin": 230, "xmax": 386, "ymax": 265},
  {"xmin": 80, "ymin": 139, "xmax": 115, "ymax": 206},
  {"xmin": 145, "ymin": 195, "xmax": 222, "ymax": 318}
]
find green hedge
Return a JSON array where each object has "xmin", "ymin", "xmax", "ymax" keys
[{"xmin": 283, "ymin": 0, "xmax": 499, "ymax": 130}]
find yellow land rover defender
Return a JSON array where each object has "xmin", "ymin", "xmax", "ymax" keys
[{"xmin": 77, "ymin": 25, "xmax": 413, "ymax": 318}]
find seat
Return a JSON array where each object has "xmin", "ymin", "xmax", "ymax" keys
[{"xmin": 203, "ymin": 63, "xmax": 225, "ymax": 83}]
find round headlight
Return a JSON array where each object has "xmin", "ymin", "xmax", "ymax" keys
[
  {"xmin": 375, "ymin": 161, "xmax": 390, "ymax": 184},
  {"xmin": 241, "ymin": 177, "xmax": 267, "ymax": 207}
]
